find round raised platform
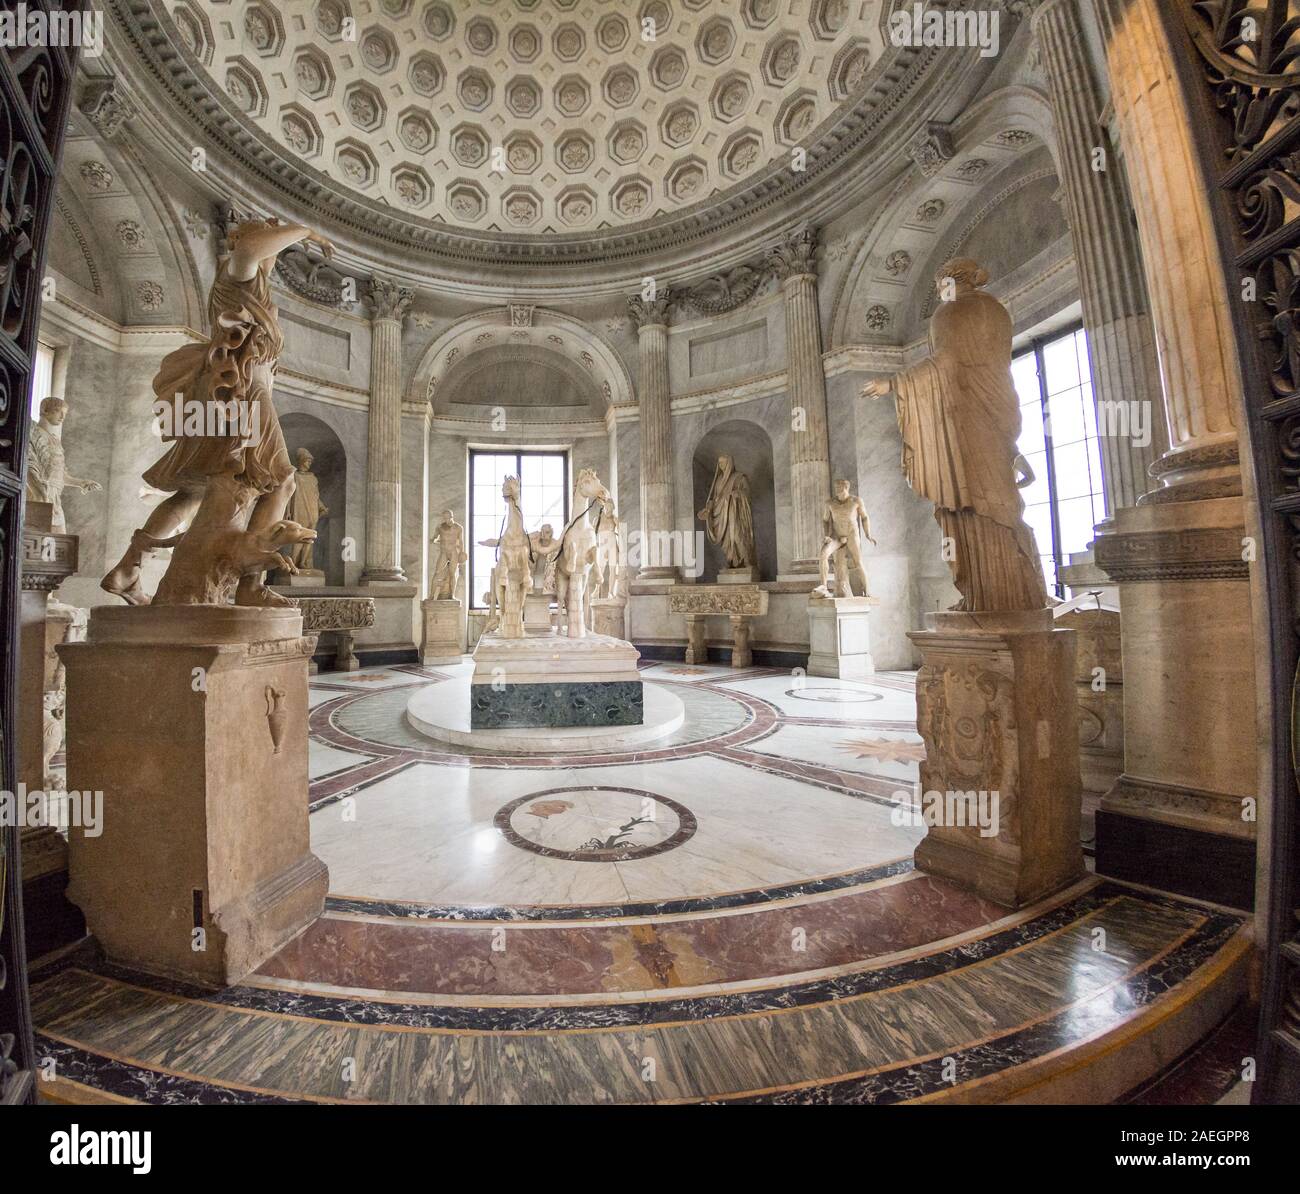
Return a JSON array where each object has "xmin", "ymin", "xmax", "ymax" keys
[{"xmin": 405, "ymin": 677, "xmax": 685, "ymax": 753}]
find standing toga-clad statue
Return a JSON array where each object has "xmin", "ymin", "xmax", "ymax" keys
[
  {"xmin": 697, "ymin": 454, "xmax": 756, "ymax": 570},
  {"xmin": 862, "ymin": 258, "xmax": 1047, "ymax": 612},
  {"xmin": 286, "ymin": 447, "xmax": 327, "ymax": 570}
]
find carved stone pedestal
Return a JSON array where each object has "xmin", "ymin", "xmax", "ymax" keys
[
  {"xmin": 807, "ymin": 595, "xmax": 877, "ymax": 680},
  {"xmin": 59, "ymin": 606, "xmax": 328, "ymax": 986},
  {"xmin": 18, "ymin": 506, "xmax": 84, "ymax": 958},
  {"xmin": 524, "ymin": 592, "xmax": 553, "ymax": 634},
  {"xmin": 909, "ymin": 609, "xmax": 1084, "ymax": 909},
  {"xmin": 590, "ymin": 596, "xmax": 627, "ymax": 639},
  {"xmin": 718, "ymin": 566, "xmax": 758, "ymax": 585},
  {"xmin": 469, "ymin": 631, "xmax": 643, "ymax": 729},
  {"xmin": 421, "ymin": 597, "xmax": 463, "ymax": 665}
]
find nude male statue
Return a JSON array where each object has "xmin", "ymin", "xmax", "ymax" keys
[
  {"xmin": 429, "ymin": 509, "xmax": 467, "ymax": 600},
  {"xmin": 815, "ymin": 479, "xmax": 877, "ymax": 599}
]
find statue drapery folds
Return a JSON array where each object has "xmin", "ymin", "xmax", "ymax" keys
[{"xmin": 864, "ymin": 259, "xmax": 1047, "ymax": 612}]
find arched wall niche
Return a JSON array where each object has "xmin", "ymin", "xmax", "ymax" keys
[
  {"xmin": 280, "ymin": 411, "xmax": 348, "ymax": 586},
  {"xmin": 826, "ymin": 86, "xmax": 1060, "ymax": 350},
  {"xmin": 691, "ymin": 420, "xmax": 777, "ymax": 584},
  {"xmin": 437, "ymin": 344, "xmax": 604, "ymax": 420},
  {"xmin": 408, "ymin": 306, "xmax": 635, "ymax": 422},
  {"xmin": 53, "ymin": 118, "xmax": 206, "ymax": 330}
]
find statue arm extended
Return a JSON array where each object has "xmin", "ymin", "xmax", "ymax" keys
[
  {"xmin": 229, "ymin": 222, "xmax": 335, "ymax": 281},
  {"xmin": 64, "ymin": 471, "xmax": 102, "ymax": 493}
]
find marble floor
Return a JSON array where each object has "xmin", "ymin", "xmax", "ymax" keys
[{"xmin": 33, "ymin": 662, "xmax": 1251, "ymax": 1105}]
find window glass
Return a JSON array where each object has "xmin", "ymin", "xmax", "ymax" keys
[
  {"xmin": 468, "ymin": 450, "xmax": 569, "ymax": 608},
  {"xmin": 1013, "ymin": 326, "xmax": 1107, "ymax": 596},
  {"xmin": 31, "ymin": 342, "xmax": 54, "ymax": 418}
]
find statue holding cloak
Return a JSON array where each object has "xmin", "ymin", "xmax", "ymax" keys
[
  {"xmin": 862, "ymin": 259, "xmax": 1047, "ymax": 612},
  {"xmin": 697, "ymin": 454, "xmax": 756, "ymax": 570}
]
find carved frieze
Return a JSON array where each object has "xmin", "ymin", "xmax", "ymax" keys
[
  {"xmin": 1094, "ymin": 525, "xmax": 1249, "ymax": 583},
  {"xmin": 667, "ymin": 584, "xmax": 768, "ymax": 616},
  {"xmin": 291, "ymin": 597, "xmax": 377, "ymax": 631}
]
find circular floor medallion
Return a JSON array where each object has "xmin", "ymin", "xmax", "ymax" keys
[
  {"xmin": 782, "ymin": 687, "xmax": 884, "ymax": 704},
  {"xmin": 494, "ymin": 786, "xmax": 697, "ymax": 862}
]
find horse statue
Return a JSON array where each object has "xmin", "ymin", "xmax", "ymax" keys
[
  {"xmin": 593, "ymin": 495, "xmax": 621, "ymax": 599},
  {"xmin": 553, "ymin": 468, "xmax": 612, "ymax": 638},
  {"xmin": 479, "ymin": 475, "xmax": 532, "ymax": 638}
]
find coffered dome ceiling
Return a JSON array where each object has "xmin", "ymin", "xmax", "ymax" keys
[{"xmin": 110, "ymin": 0, "xmax": 984, "ymax": 268}]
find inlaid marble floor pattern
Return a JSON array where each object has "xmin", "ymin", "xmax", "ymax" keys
[{"xmin": 33, "ymin": 663, "xmax": 1249, "ymax": 1104}]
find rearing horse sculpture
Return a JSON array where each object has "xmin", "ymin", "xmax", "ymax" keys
[
  {"xmin": 553, "ymin": 468, "xmax": 611, "ymax": 639},
  {"xmin": 484, "ymin": 475, "xmax": 532, "ymax": 639}
]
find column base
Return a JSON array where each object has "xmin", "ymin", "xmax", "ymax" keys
[
  {"xmin": 909, "ymin": 608, "xmax": 1084, "ymax": 909},
  {"xmin": 59, "ymin": 606, "xmax": 328, "ymax": 986},
  {"xmin": 1095, "ymin": 806, "xmax": 1255, "ymax": 909},
  {"xmin": 361, "ymin": 568, "xmax": 408, "ymax": 584}
]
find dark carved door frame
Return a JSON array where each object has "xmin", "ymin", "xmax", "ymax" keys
[{"xmin": 0, "ymin": 5, "xmax": 81, "ymax": 1105}]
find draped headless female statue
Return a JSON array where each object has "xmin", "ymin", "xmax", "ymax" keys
[
  {"xmin": 697, "ymin": 454, "xmax": 756, "ymax": 570},
  {"xmin": 862, "ymin": 259, "xmax": 1047, "ymax": 612},
  {"xmin": 101, "ymin": 216, "xmax": 334, "ymax": 607}
]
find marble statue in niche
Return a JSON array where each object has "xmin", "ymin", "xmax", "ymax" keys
[
  {"xmin": 862, "ymin": 259, "xmax": 1048, "ymax": 611},
  {"xmin": 552, "ymin": 468, "xmax": 612, "ymax": 638},
  {"xmin": 429, "ymin": 509, "xmax": 467, "ymax": 601},
  {"xmin": 285, "ymin": 447, "xmax": 328, "ymax": 573},
  {"xmin": 815, "ymin": 479, "xmax": 877, "ymax": 598},
  {"xmin": 101, "ymin": 216, "xmax": 334, "ymax": 606},
  {"xmin": 478, "ymin": 475, "xmax": 531, "ymax": 638},
  {"xmin": 26, "ymin": 397, "xmax": 102, "ymax": 533},
  {"xmin": 698, "ymin": 454, "xmax": 756, "ymax": 571}
]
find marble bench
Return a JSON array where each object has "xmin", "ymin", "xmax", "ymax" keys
[{"xmin": 667, "ymin": 583, "xmax": 769, "ymax": 668}]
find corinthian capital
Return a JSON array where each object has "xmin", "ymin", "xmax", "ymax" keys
[
  {"xmin": 767, "ymin": 226, "xmax": 820, "ymax": 280},
  {"xmin": 366, "ymin": 276, "xmax": 415, "ymax": 323},
  {"xmin": 627, "ymin": 289, "xmax": 675, "ymax": 329}
]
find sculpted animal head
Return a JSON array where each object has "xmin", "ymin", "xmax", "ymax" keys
[
  {"xmin": 574, "ymin": 467, "xmax": 610, "ymax": 504},
  {"xmin": 264, "ymin": 520, "xmax": 317, "ymax": 549}
]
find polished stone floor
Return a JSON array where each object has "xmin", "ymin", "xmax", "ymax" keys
[{"xmin": 32, "ymin": 662, "xmax": 1250, "ymax": 1104}]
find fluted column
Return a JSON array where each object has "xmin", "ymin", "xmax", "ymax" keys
[
  {"xmin": 1088, "ymin": 0, "xmax": 1257, "ymax": 908},
  {"xmin": 363, "ymin": 276, "xmax": 413, "ymax": 583},
  {"xmin": 628, "ymin": 291, "xmax": 678, "ymax": 581},
  {"xmin": 1094, "ymin": 0, "xmax": 1243, "ymax": 501},
  {"xmin": 768, "ymin": 227, "xmax": 832, "ymax": 572},
  {"xmin": 1033, "ymin": 0, "xmax": 1168, "ymax": 510}
]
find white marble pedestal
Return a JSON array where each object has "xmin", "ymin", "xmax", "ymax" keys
[
  {"xmin": 421, "ymin": 597, "xmax": 463, "ymax": 665},
  {"xmin": 908, "ymin": 609, "xmax": 1084, "ymax": 909},
  {"xmin": 718, "ymin": 566, "xmax": 758, "ymax": 584},
  {"xmin": 807, "ymin": 595, "xmax": 877, "ymax": 679},
  {"xmin": 58, "ymin": 606, "xmax": 329, "ymax": 986}
]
